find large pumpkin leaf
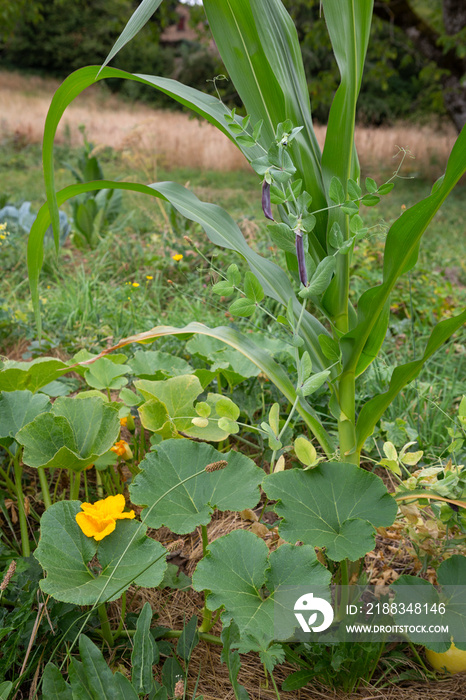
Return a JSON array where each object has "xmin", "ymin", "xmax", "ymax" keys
[
  {"xmin": 192, "ymin": 529, "xmax": 331, "ymax": 652},
  {"xmin": 130, "ymin": 440, "xmax": 262, "ymax": 534},
  {"xmin": 34, "ymin": 501, "xmax": 167, "ymax": 605},
  {"xmin": 263, "ymin": 462, "xmax": 397, "ymax": 561},
  {"xmin": 392, "ymin": 556, "xmax": 466, "ymax": 652},
  {"xmin": 136, "ymin": 374, "xmax": 238, "ymax": 441},
  {"xmin": 0, "ymin": 357, "xmax": 70, "ymax": 393},
  {"xmin": 129, "ymin": 350, "xmax": 193, "ymax": 380},
  {"xmin": 16, "ymin": 396, "xmax": 119, "ymax": 471},
  {"xmin": 0, "ymin": 390, "xmax": 50, "ymax": 439}
]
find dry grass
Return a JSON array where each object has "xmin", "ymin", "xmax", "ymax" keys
[{"xmin": 0, "ymin": 70, "xmax": 457, "ymax": 179}]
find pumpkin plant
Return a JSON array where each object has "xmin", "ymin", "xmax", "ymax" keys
[{"xmin": 20, "ymin": 0, "xmax": 466, "ymax": 691}]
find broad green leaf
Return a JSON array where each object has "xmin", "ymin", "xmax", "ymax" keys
[
  {"xmin": 355, "ymin": 310, "xmax": 466, "ymax": 452},
  {"xmin": 84, "ymin": 358, "xmax": 130, "ymax": 391},
  {"xmin": 74, "ymin": 323, "xmax": 335, "ymax": 457},
  {"xmin": 161, "ymin": 657, "xmax": 184, "ymax": 698},
  {"xmin": 101, "ymin": 0, "xmax": 163, "ymax": 71},
  {"xmin": 212, "ymin": 280, "xmax": 235, "ymax": 297},
  {"xmin": 0, "ymin": 390, "xmax": 50, "ymax": 439},
  {"xmin": 0, "ymin": 357, "xmax": 69, "ymax": 393},
  {"xmin": 269, "ymin": 402, "xmax": 280, "ymax": 436},
  {"xmin": 186, "ymin": 335, "xmax": 259, "ymax": 380},
  {"xmin": 263, "ymin": 462, "xmax": 397, "ymax": 561},
  {"xmin": 365, "ymin": 177, "xmax": 377, "ymax": 193},
  {"xmin": 132, "ymin": 603, "xmax": 157, "ymax": 695},
  {"xmin": 16, "ymin": 396, "xmax": 120, "ymax": 471},
  {"xmin": 136, "ymin": 375, "xmax": 236, "ymax": 441},
  {"xmin": 69, "ymin": 659, "xmax": 94, "ymax": 700},
  {"xmin": 221, "ymin": 623, "xmax": 251, "ymax": 700},
  {"xmin": 299, "ymin": 256, "xmax": 336, "ymax": 297},
  {"xmin": 318, "ymin": 335, "xmax": 340, "ymax": 362},
  {"xmin": 268, "ymin": 223, "xmax": 296, "ymax": 253},
  {"xmin": 78, "ymin": 635, "xmax": 132, "ymax": 700},
  {"xmin": 41, "ymin": 664, "xmax": 72, "ymax": 699},
  {"xmin": 294, "ymin": 436, "xmax": 317, "ymax": 467},
  {"xmin": 130, "ymin": 440, "xmax": 262, "ymax": 534},
  {"xmin": 342, "ymin": 123, "xmax": 466, "ymax": 378},
  {"xmin": 244, "ymin": 271, "xmax": 264, "ymax": 303},
  {"xmin": 192, "ymin": 529, "xmax": 331, "ymax": 652},
  {"xmin": 34, "ymin": 501, "xmax": 167, "ymax": 605},
  {"xmin": 328, "ymin": 177, "xmax": 345, "ymax": 205},
  {"xmin": 176, "ymin": 615, "xmax": 199, "ymax": 662},
  {"xmin": 229, "ymin": 298, "xmax": 256, "ymax": 317},
  {"xmin": 392, "ymin": 557, "xmax": 466, "ymax": 652},
  {"xmin": 298, "ymin": 369, "xmax": 330, "ymax": 398}
]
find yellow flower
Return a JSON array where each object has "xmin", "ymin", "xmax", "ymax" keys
[
  {"xmin": 111, "ymin": 439, "xmax": 133, "ymax": 460},
  {"xmin": 132, "ymin": 282, "xmax": 140, "ymax": 287},
  {"xmin": 76, "ymin": 494, "xmax": 135, "ymax": 541},
  {"xmin": 146, "ymin": 275, "xmax": 153, "ymax": 280},
  {"xmin": 172, "ymin": 254, "xmax": 183, "ymax": 262},
  {"xmin": 119, "ymin": 416, "xmax": 128, "ymax": 427}
]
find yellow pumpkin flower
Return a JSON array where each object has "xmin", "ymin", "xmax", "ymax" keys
[
  {"xmin": 172, "ymin": 254, "xmax": 183, "ymax": 262},
  {"xmin": 76, "ymin": 494, "xmax": 135, "ymax": 541},
  {"xmin": 111, "ymin": 439, "xmax": 133, "ymax": 460}
]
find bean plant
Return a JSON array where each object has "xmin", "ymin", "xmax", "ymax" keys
[{"xmin": 12, "ymin": 0, "xmax": 466, "ymax": 694}]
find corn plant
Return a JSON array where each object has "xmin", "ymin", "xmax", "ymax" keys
[{"xmin": 28, "ymin": 0, "xmax": 465, "ymax": 468}]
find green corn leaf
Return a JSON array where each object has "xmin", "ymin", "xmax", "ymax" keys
[
  {"xmin": 355, "ymin": 309, "xmax": 466, "ymax": 451},
  {"xmin": 203, "ymin": 0, "xmax": 327, "ymax": 243},
  {"xmin": 263, "ymin": 462, "xmax": 397, "ymax": 561},
  {"xmin": 100, "ymin": 0, "xmax": 163, "ymax": 71},
  {"xmin": 341, "ymin": 123, "xmax": 466, "ymax": 378},
  {"xmin": 29, "ymin": 176, "xmax": 328, "ymax": 372}
]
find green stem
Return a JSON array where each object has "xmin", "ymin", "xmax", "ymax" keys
[
  {"xmin": 337, "ymin": 371, "xmax": 359, "ymax": 465},
  {"xmin": 269, "ymin": 671, "xmax": 281, "ymax": 700},
  {"xmin": 97, "ymin": 604, "xmax": 114, "ymax": 647},
  {"xmin": 0, "ymin": 464, "xmax": 17, "ymax": 496},
  {"xmin": 70, "ymin": 471, "xmax": 81, "ymax": 500},
  {"xmin": 13, "ymin": 453, "xmax": 30, "ymax": 558},
  {"xmin": 96, "ymin": 469, "xmax": 104, "ymax": 499},
  {"xmin": 38, "ymin": 468, "xmax": 52, "ymax": 510},
  {"xmin": 199, "ymin": 524, "xmax": 213, "ymax": 634},
  {"xmin": 113, "ymin": 628, "xmax": 222, "ymax": 645}
]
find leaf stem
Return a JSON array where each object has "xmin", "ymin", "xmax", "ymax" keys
[
  {"xmin": 13, "ymin": 452, "xmax": 30, "ymax": 557},
  {"xmin": 38, "ymin": 468, "xmax": 52, "ymax": 510},
  {"xmin": 97, "ymin": 603, "xmax": 114, "ymax": 647}
]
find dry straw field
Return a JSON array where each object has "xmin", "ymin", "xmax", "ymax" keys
[{"xmin": 0, "ymin": 70, "xmax": 457, "ymax": 179}]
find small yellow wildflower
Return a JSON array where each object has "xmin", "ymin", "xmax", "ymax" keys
[
  {"xmin": 172, "ymin": 254, "xmax": 183, "ymax": 262},
  {"xmin": 76, "ymin": 494, "xmax": 135, "ymax": 541},
  {"xmin": 111, "ymin": 439, "xmax": 133, "ymax": 460},
  {"xmin": 146, "ymin": 275, "xmax": 153, "ymax": 280},
  {"xmin": 120, "ymin": 416, "xmax": 128, "ymax": 427},
  {"xmin": 132, "ymin": 282, "xmax": 140, "ymax": 288}
]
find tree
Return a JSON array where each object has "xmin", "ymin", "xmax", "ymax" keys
[{"xmin": 373, "ymin": 0, "xmax": 466, "ymax": 131}]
